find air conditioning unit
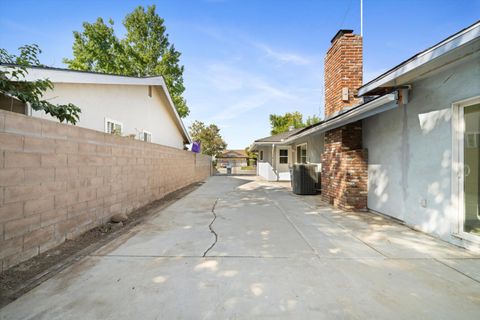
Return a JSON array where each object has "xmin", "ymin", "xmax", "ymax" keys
[{"xmin": 291, "ymin": 164, "xmax": 318, "ymax": 195}]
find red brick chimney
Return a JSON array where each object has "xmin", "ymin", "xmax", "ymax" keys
[
  {"xmin": 324, "ymin": 29, "xmax": 363, "ymax": 118},
  {"xmin": 321, "ymin": 30, "xmax": 367, "ymax": 211}
]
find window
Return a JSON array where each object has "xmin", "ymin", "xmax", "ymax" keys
[
  {"xmin": 105, "ymin": 118, "xmax": 123, "ymax": 135},
  {"xmin": 296, "ymin": 144, "xmax": 307, "ymax": 163},
  {"xmin": 0, "ymin": 93, "xmax": 27, "ymax": 115},
  {"xmin": 279, "ymin": 149, "xmax": 288, "ymax": 164},
  {"xmin": 140, "ymin": 130, "xmax": 152, "ymax": 142},
  {"xmin": 259, "ymin": 150, "xmax": 264, "ymax": 161}
]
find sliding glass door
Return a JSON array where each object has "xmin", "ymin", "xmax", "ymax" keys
[{"xmin": 463, "ymin": 103, "xmax": 480, "ymax": 236}]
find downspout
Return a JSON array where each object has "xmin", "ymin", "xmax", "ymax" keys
[
  {"xmin": 271, "ymin": 143, "xmax": 275, "ymax": 171},
  {"xmin": 272, "ymin": 143, "xmax": 277, "ymax": 180}
]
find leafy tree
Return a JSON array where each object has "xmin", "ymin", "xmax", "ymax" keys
[
  {"xmin": 64, "ymin": 5, "xmax": 189, "ymax": 118},
  {"xmin": 245, "ymin": 146, "xmax": 257, "ymax": 166},
  {"xmin": 269, "ymin": 112, "xmax": 322, "ymax": 135},
  {"xmin": 0, "ymin": 45, "xmax": 81, "ymax": 124},
  {"xmin": 305, "ymin": 114, "xmax": 321, "ymax": 126},
  {"xmin": 269, "ymin": 111, "xmax": 304, "ymax": 135},
  {"xmin": 189, "ymin": 120, "xmax": 227, "ymax": 157}
]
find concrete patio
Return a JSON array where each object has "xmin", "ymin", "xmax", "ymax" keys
[{"xmin": 1, "ymin": 176, "xmax": 479, "ymax": 319}]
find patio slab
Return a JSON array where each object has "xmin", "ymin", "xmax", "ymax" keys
[{"xmin": 1, "ymin": 176, "xmax": 479, "ymax": 319}]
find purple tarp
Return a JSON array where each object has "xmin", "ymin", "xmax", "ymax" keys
[{"xmin": 191, "ymin": 141, "xmax": 201, "ymax": 153}]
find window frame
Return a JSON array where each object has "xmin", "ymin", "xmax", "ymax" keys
[
  {"xmin": 279, "ymin": 148, "xmax": 289, "ymax": 164},
  {"xmin": 259, "ymin": 150, "xmax": 264, "ymax": 161},
  {"xmin": 296, "ymin": 143, "xmax": 307, "ymax": 164},
  {"xmin": 140, "ymin": 130, "xmax": 152, "ymax": 142},
  {"xmin": 105, "ymin": 117, "xmax": 123, "ymax": 135},
  {"xmin": 451, "ymin": 95, "xmax": 480, "ymax": 245}
]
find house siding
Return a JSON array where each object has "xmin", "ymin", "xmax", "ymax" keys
[
  {"xmin": 32, "ymin": 83, "xmax": 186, "ymax": 149},
  {"xmin": 363, "ymin": 50, "xmax": 480, "ymax": 244},
  {"xmin": 292, "ymin": 132, "xmax": 325, "ymax": 164}
]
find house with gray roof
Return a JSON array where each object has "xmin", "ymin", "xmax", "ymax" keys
[{"xmin": 251, "ymin": 20, "xmax": 480, "ymax": 250}]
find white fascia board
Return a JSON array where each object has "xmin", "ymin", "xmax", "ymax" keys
[
  {"xmin": 358, "ymin": 22, "xmax": 480, "ymax": 96},
  {"xmin": 251, "ymin": 141, "xmax": 290, "ymax": 151},
  {"xmin": 16, "ymin": 67, "xmax": 165, "ymax": 86},
  {"xmin": 286, "ymin": 93, "xmax": 398, "ymax": 143},
  {"xmin": 2, "ymin": 66, "xmax": 192, "ymax": 144},
  {"xmin": 155, "ymin": 76, "xmax": 192, "ymax": 144}
]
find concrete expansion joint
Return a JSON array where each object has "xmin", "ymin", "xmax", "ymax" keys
[
  {"xmin": 433, "ymin": 258, "xmax": 480, "ymax": 284},
  {"xmin": 203, "ymin": 198, "xmax": 219, "ymax": 257}
]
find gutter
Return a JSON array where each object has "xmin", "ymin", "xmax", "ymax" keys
[
  {"xmin": 286, "ymin": 92, "xmax": 398, "ymax": 143},
  {"xmin": 251, "ymin": 140, "xmax": 292, "ymax": 151},
  {"xmin": 358, "ymin": 21, "xmax": 480, "ymax": 96}
]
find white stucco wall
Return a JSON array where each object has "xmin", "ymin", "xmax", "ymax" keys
[
  {"xmin": 255, "ymin": 132, "xmax": 325, "ymax": 181},
  {"xmin": 292, "ymin": 132, "xmax": 324, "ymax": 164},
  {"xmin": 257, "ymin": 145, "xmax": 273, "ymax": 164},
  {"xmin": 32, "ymin": 83, "xmax": 186, "ymax": 149},
  {"xmin": 363, "ymin": 50, "xmax": 480, "ymax": 246}
]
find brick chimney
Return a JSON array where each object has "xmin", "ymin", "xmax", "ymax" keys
[
  {"xmin": 324, "ymin": 29, "xmax": 363, "ymax": 118},
  {"xmin": 321, "ymin": 29, "xmax": 367, "ymax": 212}
]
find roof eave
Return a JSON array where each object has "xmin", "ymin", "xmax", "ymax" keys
[
  {"xmin": 285, "ymin": 93, "xmax": 398, "ymax": 143},
  {"xmin": 1, "ymin": 65, "xmax": 192, "ymax": 144},
  {"xmin": 358, "ymin": 21, "xmax": 480, "ymax": 96}
]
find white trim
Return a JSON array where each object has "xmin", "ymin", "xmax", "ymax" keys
[
  {"xmin": 278, "ymin": 147, "xmax": 289, "ymax": 164},
  {"xmin": 287, "ymin": 93, "xmax": 398, "ymax": 144},
  {"xmin": 359, "ymin": 22, "xmax": 480, "ymax": 96},
  {"xmin": 295, "ymin": 143, "xmax": 308, "ymax": 164},
  {"xmin": 139, "ymin": 130, "xmax": 152, "ymax": 142},
  {"xmin": 451, "ymin": 95, "xmax": 480, "ymax": 243},
  {"xmin": 1, "ymin": 66, "xmax": 191, "ymax": 144},
  {"xmin": 105, "ymin": 117, "xmax": 123, "ymax": 134},
  {"xmin": 17, "ymin": 67, "xmax": 166, "ymax": 86}
]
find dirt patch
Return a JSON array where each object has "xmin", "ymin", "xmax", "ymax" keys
[{"xmin": 0, "ymin": 181, "xmax": 204, "ymax": 308}]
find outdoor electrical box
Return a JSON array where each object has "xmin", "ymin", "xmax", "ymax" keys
[{"xmin": 342, "ymin": 87, "xmax": 349, "ymax": 101}]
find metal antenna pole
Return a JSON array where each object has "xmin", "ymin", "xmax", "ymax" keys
[{"xmin": 360, "ymin": 0, "xmax": 363, "ymax": 37}]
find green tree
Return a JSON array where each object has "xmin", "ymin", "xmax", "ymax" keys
[
  {"xmin": 269, "ymin": 112, "xmax": 322, "ymax": 135},
  {"xmin": 189, "ymin": 120, "xmax": 227, "ymax": 157},
  {"xmin": 245, "ymin": 146, "xmax": 257, "ymax": 166},
  {"xmin": 0, "ymin": 45, "xmax": 81, "ymax": 124},
  {"xmin": 305, "ymin": 114, "xmax": 321, "ymax": 126},
  {"xmin": 269, "ymin": 111, "xmax": 304, "ymax": 135},
  {"xmin": 64, "ymin": 5, "xmax": 189, "ymax": 118}
]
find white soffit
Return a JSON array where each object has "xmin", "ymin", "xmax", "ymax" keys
[{"xmin": 286, "ymin": 92, "xmax": 398, "ymax": 143}]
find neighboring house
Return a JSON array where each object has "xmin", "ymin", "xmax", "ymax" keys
[
  {"xmin": 251, "ymin": 128, "xmax": 323, "ymax": 181},
  {"xmin": 0, "ymin": 66, "xmax": 191, "ymax": 149},
  {"xmin": 216, "ymin": 149, "xmax": 249, "ymax": 168},
  {"xmin": 252, "ymin": 21, "xmax": 480, "ymax": 250}
]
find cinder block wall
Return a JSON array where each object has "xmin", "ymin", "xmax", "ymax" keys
[{"xmin": 0, "ymin": 110, "xmax": 211, "ymax": 271}]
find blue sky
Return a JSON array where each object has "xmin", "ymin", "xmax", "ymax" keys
[{"xmin": 1, "ymin": 0, "xmax": 479, "ymax": 149}]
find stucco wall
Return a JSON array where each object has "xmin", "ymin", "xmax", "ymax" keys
[
  {"xmin": 257, "ymin": 145, "xmax": 272, "ymax": 164},
  {"xmin": 32, "ymin": 83, "xmax": 186, "ymax": 149},
  {"xmin": 292, "ymin": 132, "xmax": 324, "ymax": 164},
  {"xmin": 363, "ymin": 50, "xmax": 480, "ymax": 245},
  {"xmin": 0, "ymin": 110, "xmax": 211, "ymax": 271}
]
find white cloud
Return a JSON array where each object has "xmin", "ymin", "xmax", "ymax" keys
[
  {"xmin": 201, "ymin": 62, "xmax": 295, "ymax": 121},
  {"xmin": 255, "ymin": 43, "xmax": 312, "ymax": 65}
]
